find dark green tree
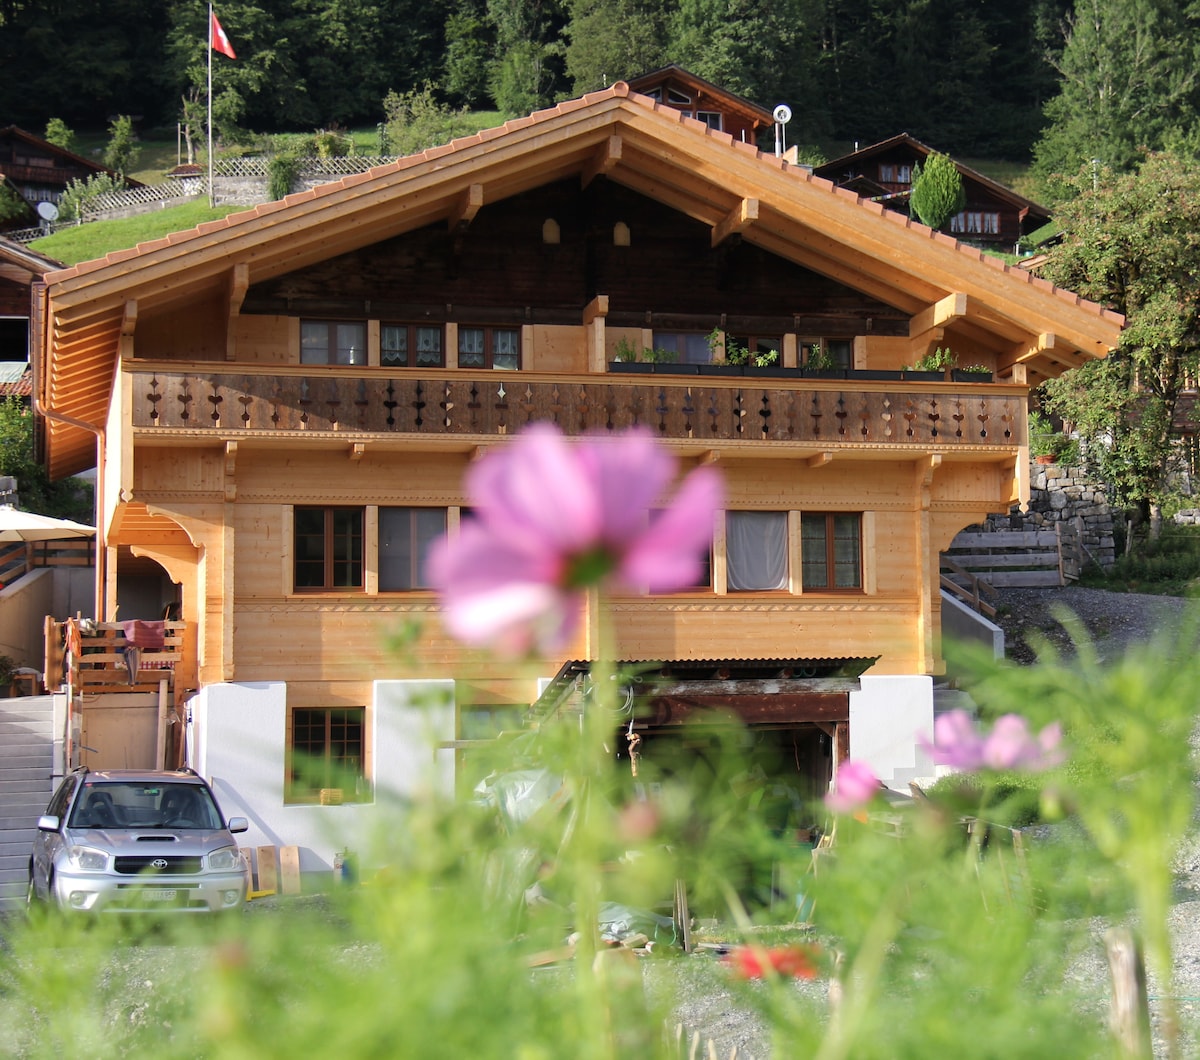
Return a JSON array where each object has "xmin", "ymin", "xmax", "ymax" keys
[
  {"xmin": 485, "ymin": 0, "xmax": 569, "ymax": 114},
  {"xmin": 1030, "ymin": 0, "xmax": 1200, "ymax": 203},
  {"xmin": 102, "ymin": 115, "xmax": 140, "ymax": 179},
  {"xmin": 42, "ymin": 119, "xmax": 74, "ymax": 151},
  {"xmin": 909, "ymin": 151, "xmax": 965, "ymax": 229},
  {"xmin": 0, "ymin": 398, "xmax": 92, "ymax": 522},
  {"xmin": 444, "ymin": 0, "xmax": 495, "ymax": 108},
  {"xmin": 563, "ymin": 0, "xmax": 671, "ymax": 94},
  {"xmin": 1040, "ymin": 150, "xmax": 1200, "ymax": 541}
]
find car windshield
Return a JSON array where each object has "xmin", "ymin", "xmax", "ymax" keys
[{"xmin": 68, "ymin": 781, "xmax": 223, "ymax": 830}]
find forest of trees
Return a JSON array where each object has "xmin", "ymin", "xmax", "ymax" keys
[{"xmin": 0, "ymin": 0, "xmax": 1073, "ymax": 160}]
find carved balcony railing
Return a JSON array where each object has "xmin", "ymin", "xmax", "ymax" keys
[{"xmin": 129, "ymin": 368, "xmax": 1026, "ymax": 449}]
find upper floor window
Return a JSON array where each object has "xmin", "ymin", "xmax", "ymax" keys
[
  {"xmin": 801, "ymin": 513, "xmax": 862, "ymax": 590},
  {"xmin": 294, "ymin": 506, "xmax": 363, "ymax": 590},
  {"xmin": 459, "ymin": 326, "xmax": 520, "ymax": 370},
  {"xmin": 729, "ymin": 335, "xmax": 782, "ymax": 361},
  {"xmin": 950, "ymin": 211, "xmax": 1001, "ymax": 236},
  {"xmin": 654, "ymin": 331, "xmax": 712, "ymax": 365},
  {"xmin": 879, "ymin": 163, "xmax": 912, "ymax": 184},
  {"xmin": 667, "ymin": 88, "xmax": 692, "ymax": 106},
  {"xmin": 301, "ymin": 320, "xmax": 367, "ymax": 365},
  {"xmin": 378, "ymin": 507, "xmax": 446, "ymax": 590},
  {"xmin": 801, "ymin": 338, "xmax": 852, "ymax": 370},
  {"xmin": 727, "ymin": 511, "xmax": 788, "ymax": 591},
  {"xmin": 382, "ymin": 324, "xmax": 444, "ymax": 367},
  {"xmin": 696, "ymin": 111, "xmax": 723, "ymax": 130}
]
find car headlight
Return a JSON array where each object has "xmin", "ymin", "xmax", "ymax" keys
[
  {"xmin": 208, "ymin": 846, "xmax": 242, "ymax": 872},
  {"xmin": 67, "ymin": 845, "xmax": 108, "ymax": 872}
]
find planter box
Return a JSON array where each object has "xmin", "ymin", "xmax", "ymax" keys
[
  {"xmin": 655, "ymin": 363, "xmax": 700, "ymax": 374},
  {"xmin": 801, "ymin": 368, "xmax": 848, "ymax": 380},
  {"xmin": 952, "ymin": 369, "xmax": 993, "ymax": 382},
  {"xmin": 851, "ymin": 369, "xmax": 904, "ymax": 381},
  {"xmin": 698, "ymin": 363, "xmax": 745, "ymax": 376},
  {"xmin": 902, "ymin": 370, "xmax": 943, "ymax": 382},
  {"xmin": 744, "ymin": 365, "xmax": 801, "ymax": 378},
  {"xmin": 609, "ymin": 361, "xmax": 655, "ymax": 373}
]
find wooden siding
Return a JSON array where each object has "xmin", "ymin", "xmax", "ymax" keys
[
  {"xmin": 239, "ymin": 179, "xmax": 910, "ymax": 336},
  {"xmin": 129, "ymin": 368, "xmax": 1025, "ymax": 449}
]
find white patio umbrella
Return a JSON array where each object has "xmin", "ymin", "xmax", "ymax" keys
[{"xmin": 0, "ymin": 505, "xmax": 96, "ymax": 542}]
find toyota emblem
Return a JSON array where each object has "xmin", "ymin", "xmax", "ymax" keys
[{"xmin": 152, "ymin": 858, "xmax": 169, "ymax": 869}]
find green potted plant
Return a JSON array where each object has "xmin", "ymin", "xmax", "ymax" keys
[
  {"xmin": 1028, "ymin": 410, "xmax": 1077, "ymax": 464},
  {"xmin": 0, "ymin": 655, "xmax": 15, "ymax": 695},
  {"xmin": 903, "ymin": 346, "xmax": 956, "ymax": 380},
  {"xmin": 701, "ymin": 328, "xmax": 747, "ymax": 375},
  {"xmin": 609, "ymin": 337, "xmax": 655, "ymax": 373},
  {"xmin": 802, "ymin": 342, "xmax": 845, "ymax": 379}
]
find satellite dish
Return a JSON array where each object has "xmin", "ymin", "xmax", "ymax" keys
[
  {"xmin": 773, "ymin": 104, "xmax": 792, "ymax": 125},
  {"xmin": 36, "ymin": 202, "xmax": 59, "ymax": 221}
]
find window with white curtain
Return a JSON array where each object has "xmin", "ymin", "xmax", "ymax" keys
[{"xmin": 726, "ymin": 511, "xmax": 788, "ymax": 590}]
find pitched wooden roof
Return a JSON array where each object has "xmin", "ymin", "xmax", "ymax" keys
[
  {"xmin": 625, "ymin": 65, "xmax": 775, "ymax": 131},
  {"xmin": 36, "ymin": 84, "xmax": 1122, "ymax": 477},
  {"xmin": 0, "ymin": 126, "xmax": 139, "ymax": 189}
]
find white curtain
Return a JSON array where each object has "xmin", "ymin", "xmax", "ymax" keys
[{"xmin": 726, "ymin": 511, "xmax": 788, "ymax": 590}]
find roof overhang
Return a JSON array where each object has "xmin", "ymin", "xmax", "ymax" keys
[{"xmin": 37, "ymin": 84, "xmax": 1123, "ymax": 477}]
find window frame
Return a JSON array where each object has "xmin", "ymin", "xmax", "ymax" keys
[
  {"xmin": 457, "ymin": 325, "xmax": 521, "ymax": 370},
  {"xmin": 381, "ymin": 323, "xmax": 445, "ymax": 368},
  {"xmin": 378, "ymin": 506, "xmax": 447, "ymax": 591},
  {"xmin": 801, "ymin": 512, "xmax": 863, "ymax": 592},
  {"xmin": 300, "ymin": 319, "xmax": 367, "ymax": 366},
  {"xmin": 800, "ymin": 337, "xmax": 852, "ymax": 370},
  {"xmin": 726, "ymin": 510, "xmax": 790, "ymax": 592},
  {"xmin": 293, "ymin": 506, "xmax": 364, "ymax": 592},
  {"xmin": 950, "ymin": 211, "xmax": 1001, "ymax": 236},
  {"xmin": 653, "ymin": 331, "xmax": 712, "ymax": 365},
  {"xmin": 286, "ymin": 706, "xmax": 369, "ymax": 804}
]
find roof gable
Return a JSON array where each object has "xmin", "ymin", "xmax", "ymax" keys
[{"xmin": 38, "ymin": 84, "xmax": 1121, "ymax": 475}]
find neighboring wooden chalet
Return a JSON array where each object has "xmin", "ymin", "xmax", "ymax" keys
[
  {"xmin": 0, "ymin": 237, "xmax": 59, "ymax": 367},
  {"xmin": 32, "ymin": 83, "xmax": 1121, "ymax": 873},
  {"xmin": 0, "ymin": 126, "xmax": 137, "ymax": 216},
  {"xmin": 626, "ymin": 65, "xmax": 774, "ymax": 144},
  {"xmin": 813, "ymin": 134, "xmax": 1052, "ymax": 250}
]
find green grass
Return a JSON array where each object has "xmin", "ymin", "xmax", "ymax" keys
[{"xmin": 29, "ymin": 200, "xmax": 243, "ymax": 266}]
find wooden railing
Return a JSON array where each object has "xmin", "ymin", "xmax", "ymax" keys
[
  {"xmin": 130, "ymin": 368, "xmax": 1026, "ymax": 450},
  {"xmin": 0, "ymin": 538, "xmax": 95, "ymax": 586},
  {"xmin": 942, "ymin": 526, "xmax": 1077, "ymax": 590},
  {"xmin": 55, "ymin": 618, "xmax": 185, "ymax": 698}
]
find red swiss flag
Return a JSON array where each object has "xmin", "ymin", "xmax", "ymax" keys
[{"xmin": 211, "ymin": 11, "xmax": 237, "ymax": 59}]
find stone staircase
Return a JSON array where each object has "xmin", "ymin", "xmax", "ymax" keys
[{"xmin": 0, "ymin": 696, "xmax": 56, "ymax": 912}]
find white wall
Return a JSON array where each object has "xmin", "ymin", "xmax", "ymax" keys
[
  {"xmin": 190, "ymin": 679, "xmax": 455, "ymax": 875},
  {"xmin": 848, "ymin": 674, "xmax": 935, "ymax": 792}
]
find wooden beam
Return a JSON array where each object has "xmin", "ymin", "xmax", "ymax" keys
[
  {"xmin": 807, "ymin": 451, "xmax": 833, "ymax": 468},
  {"xmin": 226, "ymin": 263, "xmax": 248, "ymax": 360},
  {"xmin": 581, "ymin": 134, "xmax": 622, "ymax": 188},
  {"xmin": 711, "ymin": 197, "xmax": 759, "ymax": 247},
  {"xmin": 909, "ymin": 292, "xmax": 968, "ymax": 339},
  {"xmin": 447, "ymin": 183, "xmax": 484, "ymax": 231},
  {"xmin": 119, "ymin": 300, "xmax": 137, "ymax": 362},
  {"xmin": 350, "ymin": 442, "xmax": 366, "ymax": 461},
  {"xmin": 582, "ymin": 294, "xmax": 609, "ymax": 325},
  {"xmin": 224, "ymin": 440, "xmax": 237, "ymax": 502}
]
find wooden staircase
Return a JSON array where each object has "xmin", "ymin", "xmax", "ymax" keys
[{"xmin": 941, "ymin": 525, "xmax": 1079, "ymax": 618}]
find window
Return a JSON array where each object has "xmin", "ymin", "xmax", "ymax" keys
[
  {"xmin": 379, "ymin": 507, "xmax": 446, "ymax": 590},
  {"xmin": 382, "ymin": 324, "xmax": 444, "ymax": 367},
  {"xmin": 727, "ymin": 511, "xmax": 788, "ymax": 591},
  {"xmin": 801, "ymin": 513, "xmax": 862, "ymax": 590},
  {"xmin": 667, "ymin": 88, "xmax": 692, "ymax": 106},
  {"xmin": 301, "ymin": 320, "xmax": 367, "ymax": 365},
  {"xmin": 459, "ymin": 326, "xmax": 520, "ymax": 369},
  {"xmin": 288, "ymin": 707, "xmax": 367, "ymax": 803},
  {"xmin": 801, "ymin": 338, "xmax": 852, "ymax": 369},
  {"xmin": 730, "ymin": 335, "xmax": 781, "ymax": 359},
  {"xmin": 950, "ymin": 211, "xmax": 1001, "ymax": 236},
  {"xmin": 879, "ymin": 163, "xmax": 912, "ymax": 184},
  {"xmin": 696, "ymin": 111, "xmax": 723, "ymax": 130},
  {"xmin": 653, "ymin": 331, "xmax": 712, "ymax": 364},
  {"xmin": 294, "ymin": 507, "xmax": 363, "ymax": 590}
]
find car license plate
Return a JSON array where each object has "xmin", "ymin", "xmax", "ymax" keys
[{"xmin": 142, "ymin": 888, "xmax": 177, "ymax": 902}]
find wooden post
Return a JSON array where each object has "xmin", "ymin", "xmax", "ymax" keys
[{"xmin": 1105, "ymin": 926, "xmax": 1152, "ymax": 1059}]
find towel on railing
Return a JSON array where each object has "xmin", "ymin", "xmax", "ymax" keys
[{"xmin": 121, "ymin": 619, "xmax": 166, "ymax": 650}]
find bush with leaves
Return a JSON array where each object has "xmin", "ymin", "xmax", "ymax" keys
[
  {"xmin": 56, "ymin": 173, "xmax": 125, "ymax": 223},
  {"xmin": 382, "ymin": 84, "xmax": 479, "ymax": 158},
  {"xmin": 909, "ymin": 152, "xmax": 966, "ymax": 230},
  {"xmin": 42, "ymin": 118, "xmax": 74, "ymax": 152}
]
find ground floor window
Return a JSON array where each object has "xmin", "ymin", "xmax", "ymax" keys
[
  {"xmin": 294, "ymin": 507, "xmax": 363, "ymax": 590},
  {"xmin": 287, "ymin": 706, "xmax": 368, "ymax": 803},
  {"xmin": 801, "ymin": 512, "xmax": 862, "ymax": 590},
  {"xmin": 727, "ymin": 511, "xmax": 788, "ymax": 590}
]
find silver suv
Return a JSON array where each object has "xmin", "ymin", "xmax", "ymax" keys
[{"xmin": 28, "ymin": 768, "xmax": 250, "ymax": 914}]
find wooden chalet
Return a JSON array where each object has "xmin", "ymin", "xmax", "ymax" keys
[
  {"xmin": 32, "ymin": 83, "xmax": 1121, "ymax": 873},
  {"xmin": 0, "ymin": 126, "xmax": 137, "ymax": 220},
  {"xmin": 625, "ymin": 65, "xmax": 774, "ymax": 144},
  {"xmin": 0, "ymin": 237, "xmax": 59, "ymax": 365},
  {"xmin": 813, "ymin": 133, "xmax": 1052, "ymax": 250}
]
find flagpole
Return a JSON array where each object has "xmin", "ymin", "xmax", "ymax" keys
[{"xmin": 207, "ymin": 3, "xmax": 214, "ymax": 207}]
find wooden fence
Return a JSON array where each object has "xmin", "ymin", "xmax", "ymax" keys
[
  {"xmin": 942, "ymin": 525, "xmax": 1079, "ymax": 590},
  {"xmin": 0, "ymin": 537, "xmax": 94, "ymax": 586}
]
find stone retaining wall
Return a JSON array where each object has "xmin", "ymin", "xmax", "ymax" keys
[{"xmin": 981, "ymin": 461, "xmax": 1117, "ymax": 570}]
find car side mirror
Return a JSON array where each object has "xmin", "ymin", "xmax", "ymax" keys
[
  {"xmin": 227, "ymin": 817, "xmax": 249, "ymax": 834},
  {"xmin": 37, "ymin": 814, "xmax": 61, "ymax": 832}
]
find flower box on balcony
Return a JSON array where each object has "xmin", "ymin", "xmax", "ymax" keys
[
  {"xmin": 852, "ymin": 369, "xmax": 905, "ymax": 381},
  {"xmin": 698, "ymin": 362, "xmax": 745, "ymax": 376},
  {"xmin": 902, "ymin": 370, "xmax": 943, "ymax": 382},
  {"xmin": 609, "ymin": 360, "xmax": 655, "ymax": 373},
  {"xmin": 952, "ymin": 369, "xmax": 993, "ymax": 382}
]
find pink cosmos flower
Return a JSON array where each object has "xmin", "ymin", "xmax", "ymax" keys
[
  {"xmin": 923, "ymin": 709, "xmax": 1064, "ymax": 772},
  {"xmin": 428, "ymin": 424, "xmax": 723, "ymax": 656},
  {"xmin": 824, "ymin": 759, "xmax": 881, "ymax": 813}
]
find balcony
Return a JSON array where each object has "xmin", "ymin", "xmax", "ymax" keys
[{"xmin": 129, "ymin": 367, "xmax": 1025, "ymax": 450}]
